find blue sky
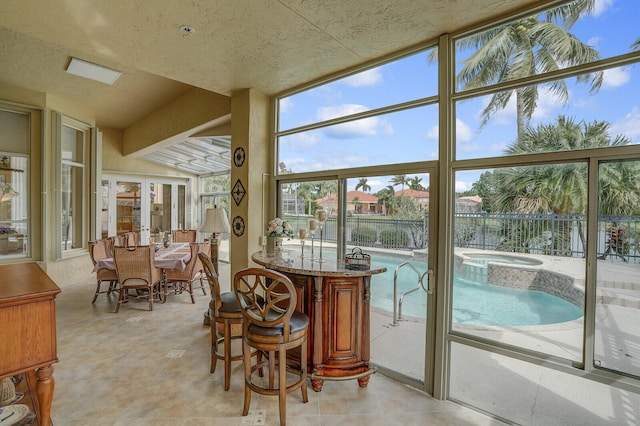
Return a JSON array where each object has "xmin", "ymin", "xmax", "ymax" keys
[{"xmin": 278, "ymin": 0, "xmax": 639, "ymax": 195}]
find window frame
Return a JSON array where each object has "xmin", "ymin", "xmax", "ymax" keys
[{"xmin": 52, "ymin": 112, "xmax": 94, "ymax": 259}]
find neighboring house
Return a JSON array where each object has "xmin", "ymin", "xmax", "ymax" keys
[
  {"xmin": 316, "ymin": 190, "xmax": 381, "ymax": 214},
  {"xmin": 395, "ymin": 189, "xmax": 430, "ymax": 209},
  {"xmin": 281, "ymin": 193, "xmax": 305, "ymax": 215},
  {"xmin": 456, "ymin": 195, "xmax": 483, "ymax": 213}
]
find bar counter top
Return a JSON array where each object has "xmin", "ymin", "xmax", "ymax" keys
[{"xmin": 251, "ymin": 250, "xmax": 386, "ymax": 277}]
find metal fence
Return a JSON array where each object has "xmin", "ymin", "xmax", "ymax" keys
[{"xmin": 286, "ymin": 213, "xmax": 640, "ymax": 262}]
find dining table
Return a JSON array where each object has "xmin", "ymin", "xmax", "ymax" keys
[
  {"xmin": 92, "ymin": 242, "xmax": 193, "ymax": 302},
  {"xmin": 92, "ymin": 242, "xmax": 192, "ymax": 272}
]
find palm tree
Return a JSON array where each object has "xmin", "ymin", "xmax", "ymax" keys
[
  {"xmin": 390, "ymin": 175, "xmax": 409, "ymax": 193},
  {"xmin": 431, "ymin": 0, "xmax": 602, "ymax": 138},
  {"xmin": 375, "ymin": 185, "xmax": 396, "ymax": 215},
  {"xmin": 355, "ymin": 178, "xmax": 371, "ymax": 193},
  {"xmin": 492, "ymin": 116, "xmax": 639, "ymax": 254},
  {"xmin": 408, "ymin": 176, "xmax": 424, "ymax": 191}
]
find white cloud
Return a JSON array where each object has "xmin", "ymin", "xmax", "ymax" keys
[
  {"xmin": 425, "ymin": 125, "xmax": 438, "ymax": 140},
  {"xmin": 355, "ymin": 179, "xmax": 386, "ymax": 193},
  {"xmin": 326, "ymin": 117, "xmax": 380, "ymax": 138},
  {"xmin": 593, "ymin": 0, "xmax": 615, "ymax": 17},
  {"xmin": 456, "ymin": 119, "xmax": 472, "ymax": 142},
  {"xmin": 610, "ymin": 106, "xmax": 640, "ymax": 141},
  {"xmin": 282, "ymin": 132, "xmax": 321, "ymax": 152},
  {"xmin": 318, "ymin": 104, "xmax": 385, "ymax": 138},
  {"xmin": 455, "ymin": 180, "xmax": 473, "ymax": 192},
  {"xmin": 425, "ymin": 118, "xmax": 472, "ymax": 141},
  {"xmin": 602, "ymin": 67, "xmax": 630, "ymax": 89},
  {"xmin": 318, "ymin": 104, "xmax": 367, "ymax": 121},
  {"xmin": 341, "ymin": 68, "xmax": 383, "ymax": 87},
  {"xmin": 587, "ymin": 36, "xmax": 601, "ymax": 49},
  {"xmin": 279, "ymin": 97, "xmax": 293, "ymax": 114}
]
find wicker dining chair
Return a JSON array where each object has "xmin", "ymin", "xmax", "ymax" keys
[
  {"xmin": 234, "ymin": 268, "xmax": 309, "ymax": 425},
  {"xmin": 198, "ymin": 252, "xmax": 254, "ymax": 390},
  {"xmin": 112, "ymin": 245, "xmax": 162, "ymax": 312},
  {"xmin": 88, "ymin": 238, "xmax": 118, "ymax": 304},
  {"xmin": 164, "ymin": 242, "xmax": 209, "ymax": 303},
  {"xmin": 171, "ymin": 229, "xmax": 197, "ymax": 243}
]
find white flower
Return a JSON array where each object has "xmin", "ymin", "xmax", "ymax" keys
[{"xmin": 267, "ymin": 217, "xmax": 294, "ymax": 238}]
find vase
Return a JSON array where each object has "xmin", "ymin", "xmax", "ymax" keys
[{"xmin": 268, "ymin": 236, "xmax": 283, "ymax": 254}]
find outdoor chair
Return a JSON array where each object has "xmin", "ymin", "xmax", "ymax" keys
[
  {"xmin": 113, "ymin": 245, "xmax": 162, "ymax": 312},
  {"xmin": 234, "ymin": 267, "xmax": 309, "ymax": 425}
]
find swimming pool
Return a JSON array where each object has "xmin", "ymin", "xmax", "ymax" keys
[{"xmin": 369, "ymin": 255, "xmax": 583, "ymax": 326}]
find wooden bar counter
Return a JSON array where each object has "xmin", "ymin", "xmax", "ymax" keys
[
  {"xmin": 252, "ymin": 251, "xmax": 386, "ymax": 391},
  {"xmin": 0, "ymin": 263, "xmax": 60, "ymax": 426}
]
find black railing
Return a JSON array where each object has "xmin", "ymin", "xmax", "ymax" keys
[{"xmin": 285, "ymin": 213, "xmax": 640, "ymax": 262}]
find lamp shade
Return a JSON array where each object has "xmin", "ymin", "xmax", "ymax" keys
[{"xmin": 200, "ymin": 206, "xmax": 230, "ymax": 234}]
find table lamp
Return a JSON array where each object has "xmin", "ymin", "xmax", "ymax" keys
[{"xmin": 200, "ymin": 205, "xmax": 230, "ymax": 275}]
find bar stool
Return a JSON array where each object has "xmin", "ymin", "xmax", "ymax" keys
[
  {"xmin": 233, "ymin": 267, "xmax": 308, "ymax": 426},
  {"xmin": 198, "ymin": 252, "xmax": 245, "ymax": 390}
]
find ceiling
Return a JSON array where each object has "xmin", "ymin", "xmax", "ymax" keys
[{"xmin": 0, "ymin": 0, "xmax": 537, "ymax": 175}]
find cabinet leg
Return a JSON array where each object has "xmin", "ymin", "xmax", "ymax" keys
[{"xmin": 36, "ymin": 365, "xmax": 55, "ymax": 426}]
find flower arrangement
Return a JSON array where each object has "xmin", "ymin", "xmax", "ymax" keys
[
  {"xmin": 267, "ymin": 217, "xmax": 294, "ymax": 239},
  {"xmin": 0, "ymin": 225, "xmax": 16, "ymax": 235}
]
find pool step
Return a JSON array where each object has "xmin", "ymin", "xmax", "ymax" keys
[
  {"xmin": 598, "ymin": 288, "xmax": 640, "ymax": 309},
  {"xmin": 597, "ymin": 280, "xmax": 640, "ymax": 291}
]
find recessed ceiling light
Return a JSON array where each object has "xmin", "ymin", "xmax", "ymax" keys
[
  {"xmin": 180, "ymin": 25, "xmax": 195, "ymax": 35},
  {"xmin": 65, "ymin": 57, "xmax": 122, "ymax": 85}
]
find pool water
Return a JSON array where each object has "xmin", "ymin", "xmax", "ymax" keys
[{"xmin": 369, "ymin": 256, "xmax": 583, "ymax": 326}]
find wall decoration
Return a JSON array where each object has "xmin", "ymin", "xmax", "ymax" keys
[
  {"xmin": 232, "ymin": 216, "xmax": 245, "ymax": 237},
  {"xmin": 231, "ymin": 179, "xmax": 246, "ymax": 206},
  {"xmin": 233, "ymin": 147, "xmax": 246, "ymax": 167}
]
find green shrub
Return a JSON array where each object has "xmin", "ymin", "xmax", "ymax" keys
[
  {"xmin": 380, "ymin": 229, "xmax": 409, "ymax": 247},
  {"xmin": 351, "ymin": 226, "xmax": 377, "ymax": 245}
]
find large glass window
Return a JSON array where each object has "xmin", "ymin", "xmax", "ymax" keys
[
  {"xmin": 454, "ymin": 1, "xmax": 639, "ymax": 91},
  {"xmin": 277, "ymin": 46, "xmax": 439, "ymax": 175},
  {"xmin": 61, "ymin": 123, "xmax": 87, "ymax": 252},
  {"xmin": 0, "ymin": 155, "xmax": 28, "ymax": 259},
  {"xmin": 279, "ymin": 48, "xmax": 438, "ymax": 132},
  {"xmin": 595, "ymin": 158, "xmax": 640, "ymax": 378},
  {"xmin": 453, "ymin": 166, "xmax": 587, "ymax": 361},
  {"xmin": 447, "ymin": 0, "xmax": 640, "ymax": 421},
  {"xmin": 455, "ymin": 63, "xmax": 640, "ymax": 160},
  {"xmin": 1, "ymin": 106, "xmax": 34, "ymax": 261},
  {"xmin": 278, "ymin": 104, "xmax": 438, "ymax": 173}
]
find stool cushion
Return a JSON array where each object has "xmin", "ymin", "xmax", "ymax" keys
[
  {"xmin": 211, "ymin": 291, "xmax": 242, "ymax": 313},
  {"xmin": 247, "ymin": 311, "xmax": 309, "ymax": 337}
]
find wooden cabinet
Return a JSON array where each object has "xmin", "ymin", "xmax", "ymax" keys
[
  {"xmin": 0, "ymin": 263, "xmax": 60, "ymax": 426},
  {"xmin": 252, "ymin": 253, "xmax": 385, "ymax": 391}
]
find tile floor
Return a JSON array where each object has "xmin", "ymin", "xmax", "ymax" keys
[{"xmin": 51, "ymin": 264, "xmax": 507, "ymax": 425}]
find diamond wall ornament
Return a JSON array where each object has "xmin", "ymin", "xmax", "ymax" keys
[
  {"xmin": 232, "ymin": 179, "xmax": 246, "ymax": 206},
  {"xmin": 232, "ymin": 216, "xmax": 245, "ymax": 237}
]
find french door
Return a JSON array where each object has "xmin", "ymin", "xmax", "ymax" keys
[{"xmin": 101, "ymin": 175, "xmax": 188, "ymax": 244}]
